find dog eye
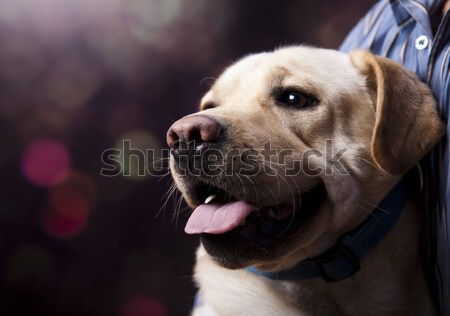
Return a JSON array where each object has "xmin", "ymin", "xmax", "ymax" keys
[{"xmin": 276, "ymin": 91, "xmax": 317, "ymax": 108}]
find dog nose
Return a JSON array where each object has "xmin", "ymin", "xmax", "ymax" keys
[{"xmin": 166, "ymin": 115, "xmax": 222, "ymax": 157}]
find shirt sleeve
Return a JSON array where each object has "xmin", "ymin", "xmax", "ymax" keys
[
  {"xmin": 339, "ymin": 0, "xmax": 391, "ymax": 54},
  {"xmin": 339, "ymin": 15, "xmax": 366, "ymax": 53}
]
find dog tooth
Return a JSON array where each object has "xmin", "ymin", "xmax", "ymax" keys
[{"xmin": 204, "ymin": 194, "xmax": 217, "ymax": 204}]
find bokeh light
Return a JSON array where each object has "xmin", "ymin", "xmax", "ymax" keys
[
  {"xmin": 0, "ymin": 0, "xmax": 375, "ymax": 314},
  {"xmin": 0, "ymin": 35, "xmax": 46, "ymax": 102},
  {"xmin": 0, "ymin": 0, "xmax": 85, "ymax": 43},
  {"xmin": 21, "ymin": 138, "xmax": 71, "ymax": 188},
  {"xmin": 42, "ymin": 210, "xmax": 88, "ymax": 238},
  {"xmin": 41, "ymin": 171, "xmax": 97, "ymax": 238},
  {"xmin": 126, "ymin": 0, "xmax": 182, "ymax": 47},
  {"xmin": 49, "ymin": 186, "xmax": 89, "ymax": 219},
  {"xmin": 44, "ymin": 54, "xmax": 102, "ymax": 110}
]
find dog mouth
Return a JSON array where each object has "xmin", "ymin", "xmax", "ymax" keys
[{"xmin": 184, "ymin": 181, "xmax": 327, "ymax": 241}]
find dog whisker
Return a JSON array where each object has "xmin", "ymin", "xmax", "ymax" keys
[
  {"xmin": 253, "ymin": 158, "xmax": 288, "ymax": 176},
  {"xmin": 144, "ymin": 156, "xmax": 170, "ymax": 170},
  {"xmin": 155, "ymin": 181, "xmax": 178, "ymax": 219},
  {"xmin": 356, "ymin": 202, "xmax": 383, "ymax": 223},
  {"xmin": 172, "ymin": 191, "xmax": 185, "ymax": 229},
  {"xmin": 359, "ymin": 199, "xmax": 392, "ymax": 215},
  {"xmin": 156, "ymin": 172, "xmax": 173, "ymax": 182},
  {"xmin": 357, "ymin": 157, "xmax": 381, "ymax": 171},
  {"xmin": 236, "ymin": 174, "xmax": 248, "ymax": 200}
]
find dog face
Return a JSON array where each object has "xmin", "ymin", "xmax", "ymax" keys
[{"xmin": 167, "ymin": 47, "xmax": 444, "ymax": 271}]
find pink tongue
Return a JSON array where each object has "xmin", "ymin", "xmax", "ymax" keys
[{"xmin": 185, "ymin": 200, "xmax": 258, "ymax": 234}]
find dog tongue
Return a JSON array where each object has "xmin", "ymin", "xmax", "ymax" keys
[{"xmin": 185, "ymin": 201, "xmax": 258, "ymax": 234}]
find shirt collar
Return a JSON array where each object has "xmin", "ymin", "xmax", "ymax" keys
[{"xmin": 389, "ymin": 0, "xmax": 444, "ymax": 36}]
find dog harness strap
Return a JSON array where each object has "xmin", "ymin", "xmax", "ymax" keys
[{"xmin": 246, "ymin": 180, "xmax": 407, "ymax": 282}]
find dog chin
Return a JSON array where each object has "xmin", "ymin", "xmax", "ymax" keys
[{"xmin": 200, "ymin": 233, "xmax": 274, "ymax": 269}]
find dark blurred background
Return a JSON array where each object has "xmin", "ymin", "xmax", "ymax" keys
[{"xmin": 0, "ymin": 1, "xmax": 375, "ymax": 315}]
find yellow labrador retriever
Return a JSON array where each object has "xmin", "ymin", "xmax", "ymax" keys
[{"xmin": 166, "ymin": 46, "xmax": 444, "ymax": 316}]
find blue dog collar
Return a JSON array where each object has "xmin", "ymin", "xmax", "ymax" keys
[{"xmin": 246, "ymin": 180, "xmax": 407, "ymax": 282}]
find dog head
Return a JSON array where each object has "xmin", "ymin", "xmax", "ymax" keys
[{"xmin": 167, "ymin": 47, "xmax": 444, "ymax": 272}]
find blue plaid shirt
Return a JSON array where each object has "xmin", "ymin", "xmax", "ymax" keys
[{"xmin": 340, "ymin": 1, "xmax": 449, "ymax": 315}]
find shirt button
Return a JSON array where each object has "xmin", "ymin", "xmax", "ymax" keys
[{"xmin": 415, "ymin": 35, "xmax": 429, "ymax": 50}]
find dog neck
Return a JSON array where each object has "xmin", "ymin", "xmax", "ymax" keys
[{"xmin": 246, "ymin": 180, "xmax": 407, "ymax": 282}]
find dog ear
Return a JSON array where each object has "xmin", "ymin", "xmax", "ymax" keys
[{"xmin": 349, "ymin": 51, "xmax": 444, "ymax": 175}]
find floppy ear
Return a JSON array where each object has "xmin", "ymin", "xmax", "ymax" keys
[{"xmin": 349, "ymin": 51, "xmax": 445, "ymax": 175}]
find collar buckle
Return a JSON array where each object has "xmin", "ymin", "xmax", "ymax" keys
[{"xmin": 313, "ymin": 242, "xmax": 361, "ymax": 282}]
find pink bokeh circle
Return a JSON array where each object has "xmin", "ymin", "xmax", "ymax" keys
[{"xmin": 21, "ymin": 138, "xmax": 70, "ymax": 187}]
